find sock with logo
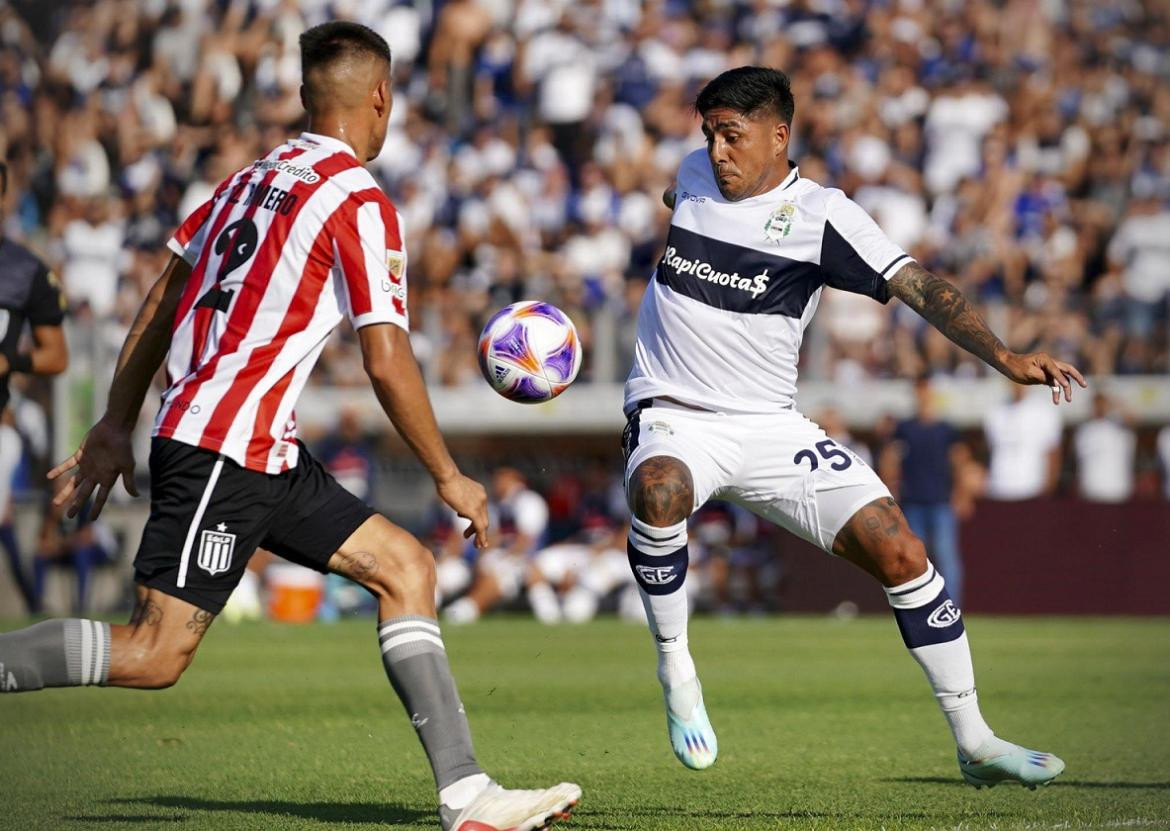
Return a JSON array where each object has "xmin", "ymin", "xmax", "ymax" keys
[
  {"xmin": 884, "ymin": 565, "xmax": 993, "ymax": 758},
  {"xmin": 378, "ymin": 616, "xmax": 484, "ymax": 798},
  {"xmin": 0, "ymin": 619, "xmax": 111, "ymax": 692},
  {"xmin": 628, "ymin": 516, "xmax": 696, "ymax": 692}
]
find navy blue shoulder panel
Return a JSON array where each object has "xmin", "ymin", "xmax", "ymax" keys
[{"xmin": 655, "ymin": 225, "xmax": 824, "ymax": 317}]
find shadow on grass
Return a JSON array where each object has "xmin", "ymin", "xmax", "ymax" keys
[
  {"xmin": 66, "ymin": 816, "xmax": 186, "ymax": 824},
  {"xmin": 891, "ymin": 776, "xmax": 1170, "ymax": 789},
  {"xmin": 99, "ymin": 796, "xmax": 429, "ymax": 825}
]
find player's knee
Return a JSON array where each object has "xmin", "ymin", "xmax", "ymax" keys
[
  {"xmin": 880, "ymin": 532, "xmax": 929, "ymax": 586},
  {"xmin": 628, "ymin": 456, "xmax": 694, "ymax": 527},
  {"xmin": 360, "ymin": 541, "xmax": 436, "ymax": 604}
]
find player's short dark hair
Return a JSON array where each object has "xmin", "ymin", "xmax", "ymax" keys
[
  {"xmin": 299, "ymin": 21, "xmax": 392, "ymax": 92},
  {"xmin": 695, "ymin": 66, "xmax": 795, "ymax": 126}
]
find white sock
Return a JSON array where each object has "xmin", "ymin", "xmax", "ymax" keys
[
  {"xmin": 439, "ymin": 772, "xmax": 491, "ymax": 810},
  {"xmin": 884, "ymin": 566, "xmax": 994, "ymax": 758},
  {"xmin": 628, "ymin": 516, "xmax": 696, "ymax": 692}
]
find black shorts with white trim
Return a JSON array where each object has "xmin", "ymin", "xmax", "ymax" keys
[{"xmin": 133, "ymin": 437, "xmax": 375, "ymax": 614}]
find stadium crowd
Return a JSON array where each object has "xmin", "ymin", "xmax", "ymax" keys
[
  {"xmin": 1, "ymin": 0, "xmax": 1168, "ymax": 389},
  {"xmin": 1, "ymin": 1, "xmax": 1169, "ymax": 620}
]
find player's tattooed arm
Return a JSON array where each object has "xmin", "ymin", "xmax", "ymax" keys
[
  {"xmin": 887, "ymin": 262, "xmax": 1086, "ymax": 403},
  {"xmin": 887, "ymin": 262, "xmax": 1008, "ymax": 370}
]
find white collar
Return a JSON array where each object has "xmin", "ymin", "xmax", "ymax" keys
[{"xmin": 297, "ymin": 132, "xmax": 358, "ymax": 159}]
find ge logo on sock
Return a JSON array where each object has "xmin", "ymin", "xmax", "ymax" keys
[
  {"xmin": 636, "ymin": 565, "xmax": 678, "ymax": 586},
  {"xmin": 927, "ymin": 600, "xmax": 962, "ymax": 628}
]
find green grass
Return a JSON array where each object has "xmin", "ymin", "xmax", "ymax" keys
[{"xmin": 2, "ymin": 616, "xmax": 1168, "ymax": 830}]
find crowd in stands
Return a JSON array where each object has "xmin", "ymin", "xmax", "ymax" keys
[
  {"xmin": 2, "ymin": 1, "xmax": 1169, "ymax": 619},
  {"xmin": 1, "ymin": 0, "xmax": 1168, "ymax": 392}
]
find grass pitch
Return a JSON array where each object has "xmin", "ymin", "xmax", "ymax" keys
[{"xmin": 2, "ymin": 616, "xmax": 1167, "ymax": 831}]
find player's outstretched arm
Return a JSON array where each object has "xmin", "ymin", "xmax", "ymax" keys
[
  {"xmin": 358, "ymin": 323, "xmax": 489, "ymax": 547},
  {"xmin": 49, "ymin": 253, "xmax": 191, "ymax": 518},
  {"xmin": 887, "ymin": 261, "xmax": 1086, "ymax": 404}
]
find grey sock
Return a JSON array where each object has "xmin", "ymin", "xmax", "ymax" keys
[
  {"xmin": 0, "ymin": 619, "xmax": 110, "ymax": 692},
  {"xmin": 378, "ymin": 616, "xmax": 483, "ymax": 790}
]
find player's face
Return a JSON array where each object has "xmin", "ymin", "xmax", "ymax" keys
[{"xmin": 701, "ymin": 107, "xmax": 790, "ymax": 201}]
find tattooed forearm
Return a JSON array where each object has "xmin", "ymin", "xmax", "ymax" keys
[
  {"xmin": 887, "ymin": 262, "xmax": 1009, "ymax": 372},
  {"xmin": 186, "ymin": 608, "xmax": 215, "ymax": 637}
]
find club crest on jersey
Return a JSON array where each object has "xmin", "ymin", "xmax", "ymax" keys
[
  {"xmin": 197, "ymin": 524, "xmax": 236, "ymax": 576},
  {"xmin": 764, "ymin": 201, "xmax": 797, "ymax": 242}
]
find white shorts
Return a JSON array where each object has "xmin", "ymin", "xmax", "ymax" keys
[{"xmin": 622, "ymin": 401, "xmax": 890, "ymax": 552}]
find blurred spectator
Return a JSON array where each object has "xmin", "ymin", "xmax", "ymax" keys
[
  {"xmin": 1073, "ymin": 391, "xmax": 1136, "ymax": 503},
  {"xmin": 0, "ymin": 0, "xmax": 1165, "ymax": 392},
  {"xmin": 0, "ymin": 417, "xmax": 32, "ymax": 610},
  {"xmin": 33, "ymin": 482, "xmax": 117, "ymax": 615},
  {"xmin": 882, "ymin": 378, "xmax": 967, "ymax": 604},
  {"xmin": 316, "ymin": 405, "xmax": 376, "ymax": 502},
  {"xmin": 1158, "ymin": 424, "xmax": 1170, "ymax": 500},
  {"xmin": 818, "ymin": 405, "xmax": 873, "ymax": 467},
  {"xmin": 314, "ymin": 405, "xmax": 378, "ymax": 620},
  {"xmin": 983, "ymin": 385, "xmax": 1063, "ymax": 501},
  {"xmin": 444, "ymin": 467, "xmax": 548, "ymax": 623}
]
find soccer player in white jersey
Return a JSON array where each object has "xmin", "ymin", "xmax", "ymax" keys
[
  {"xmin": 622, "ymin": 67, "xmax": 1084, "ymax": 788},
  {"xmin": 0, "ymin": 23, "xmax": 579, "ymax": 831}
]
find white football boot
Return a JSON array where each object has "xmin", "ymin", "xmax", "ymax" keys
[
  {"xmin": 664, "ymin": 677, "xmax": 718, "ymax": 770},
  {"xmin": 440, "ymin": 781, "xmax": 581, "ymax": 831}
]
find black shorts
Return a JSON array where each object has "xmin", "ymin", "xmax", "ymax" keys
[{"xmin": 134, "ymin": 438, "xmax": 375, "ymax": 614}]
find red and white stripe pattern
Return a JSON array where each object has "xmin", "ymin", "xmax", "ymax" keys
[{"xmin": 160, "ymin": 133, "xmax": 408, "ymax": 473}]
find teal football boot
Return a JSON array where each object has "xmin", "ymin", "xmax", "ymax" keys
[
  {"xmin": 664, "ymin": 678, "xmax": 718, "ymax": 770},
  {"xmin": 959, "ymin": 737, "xmax": 1066, "ymax": 789}
]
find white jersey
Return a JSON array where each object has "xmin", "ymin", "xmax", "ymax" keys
[
  {"xmin": 160, "ymin": 133, "xmax": 408, "ymax": 474},
  {"xmin": 625, "ymin": 149, "xmax": 913, "ymax": 414}
]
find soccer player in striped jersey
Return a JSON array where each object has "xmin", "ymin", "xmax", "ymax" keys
[
  {"xmin": 622, "ymin": 67, "xmax": 1084, "ymax": 788},
  {"xmin": 0, "ymin": 22, "xmax": 579, "ymax": 831}
]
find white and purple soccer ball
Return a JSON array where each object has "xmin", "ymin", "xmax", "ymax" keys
[{"xmin": 477, "ymin": 301, "xmax": 583, "ymax": 404}]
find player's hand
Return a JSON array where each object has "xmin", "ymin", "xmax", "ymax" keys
[
  {"xmin": 1002, "ymin": 352, "xmax": 1087, "ymax": 405},
  {"xmin": 436, "ymin": 473, "xmax": 489, "ymax": 548},
  {"xmin": 47, "ymin": 417, "xmax": 139, "ymax": 519}
]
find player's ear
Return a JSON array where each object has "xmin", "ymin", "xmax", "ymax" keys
[
  {"xmin": 774, "ymin": 121, "xmax": 789, "ymax": 158},
  {"xmin": 373, "ymin": 77, "xmax": 391, "ymax": 117}
]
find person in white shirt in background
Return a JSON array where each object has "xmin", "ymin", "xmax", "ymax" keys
[
  {"xmin": 1073, "ymin": 391, "xmax": 1136, "ymax": 504},
  {"xmin": 1157, "ymin": 424, "xmax": 1170, "ymax": 501},
  {"xmin": 445, "ymin": 467, "xmax": 549, "ymax": 624},
  {"xmin": 983, "ymin": 384, "xmax": 1063, "ymax": 501}
]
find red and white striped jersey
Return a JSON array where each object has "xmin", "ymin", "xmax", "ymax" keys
[{"xmin": 159, "ymin": 132, "xmax": 408, "ymax": 474}]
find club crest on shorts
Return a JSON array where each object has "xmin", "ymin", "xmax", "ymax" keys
[
  {"xmin": 197, "ymin": 523, "xmax": 236, "ymax": 576},
  {"xmin": 764, "ymin": 201, "xmax": 797, "ymax": 242}
]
